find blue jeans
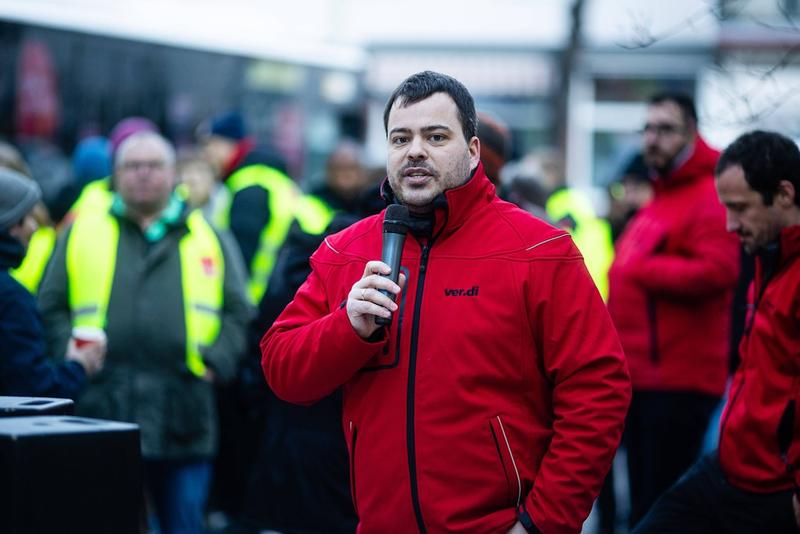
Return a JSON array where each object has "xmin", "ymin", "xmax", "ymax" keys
[{"xmin": 144, "ymin": 459, "xmax": 212, "ymax": 534}]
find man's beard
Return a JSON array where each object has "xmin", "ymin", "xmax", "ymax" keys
[
  {"xmin": 644, "ymin": 148, "xmax": 672, "ymax": 175},
  {"xmin": 392, "ymin": 154, "xmax": 472, "ymax": 208}
]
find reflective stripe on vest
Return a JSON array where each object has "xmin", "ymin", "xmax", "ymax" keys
[
  {"xmin": 10, "ymin": 226, "xmax": 57, "ymax": 294},
  {"xmin": 214, "ymin": 164, "xmax": 299, "ymax": 304},
  {"xmin": 294, "ymin": 194, "xmax": 337, "ymax": 236},
  {"xmin": 66, "ymin": 209, "xmax": 224, "ymax": 377}
]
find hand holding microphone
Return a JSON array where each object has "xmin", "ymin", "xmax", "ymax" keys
[
  {"xmin": 346, "ymin": 205, "xmax": 410, "ymax": 339},
  {"xmin": 375, "ymin": 205, "xmax": 410, "ymax": 326}
]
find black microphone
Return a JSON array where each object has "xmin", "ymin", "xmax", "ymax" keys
[{"xmin": 375, "ymin": 204, "xmax": 410, "ymax": 326}]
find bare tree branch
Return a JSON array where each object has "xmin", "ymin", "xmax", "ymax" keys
[
  {"xmin": 759, "ymin": 42, "xmax": 800, "ymax": 80},
  {"xmin": 705, "ymin": 85, "xmax": 800, "ymax": 126},
  {"xmin": 702, "ymin": 59, "xmax": 800, "ymax": 127},
  {"xmin": 617, "ymin": 0, "xmax": 800, "ymax": 128},
  {"xmin": 750, "ymin": 20, "xmax": 800, "ymax": 33},
  {"xmin": 616, "ymin": 0, "xmax": 727, "ymax": 49},
  {"xmin": 777, "ymin": 0, "xmax": 800, "ymax": 30}
]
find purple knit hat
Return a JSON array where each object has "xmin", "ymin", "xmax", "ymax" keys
[{"xmin": 109, "ymin": 117, "xmax": 159, "ymax": 156}]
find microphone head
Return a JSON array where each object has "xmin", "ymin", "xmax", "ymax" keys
[{"xmin": 383, "ymin": 204, "xmax": 411, "ymax": 234}]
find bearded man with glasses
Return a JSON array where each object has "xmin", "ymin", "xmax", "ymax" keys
[{"xmin": 607, "ymin": 92, "xmax": 740, "ymax": 528}]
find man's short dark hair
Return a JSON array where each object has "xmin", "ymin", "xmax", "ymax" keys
[
  {"xmin": 383, "ymin": 71, "xmax": 477, "ymax": 142},
  {"xmin": 649, "ymin": 92, "xmax": 698, "ymax": 128},
  {"xmin": 716, "ymin": 130, "xmax": 800, "ymax": 207}
]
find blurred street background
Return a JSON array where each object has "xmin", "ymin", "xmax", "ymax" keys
[
  {"xmin": 1, "ymin": 1, "xmax": 798, "ymax": 532},
  {"xmin": 1, "ymin": 0, "xmax": 798, "ymax": 210}
]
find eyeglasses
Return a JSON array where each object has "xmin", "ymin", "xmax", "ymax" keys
[
  {"xmin": 641, "ymin": 123, "xmax": 684, "ymax": 136},
  {"xmin": 119, "ymin": 160, "xmax": 167, "ymax": 173}
]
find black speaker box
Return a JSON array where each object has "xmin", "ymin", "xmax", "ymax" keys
[
  {"xmin": 0, "ymin": 416, "xmax": 141, "ymax": 533},
  {"xmin": 0, "ymin": 396, "xmax": 74, "ymax": 417}
]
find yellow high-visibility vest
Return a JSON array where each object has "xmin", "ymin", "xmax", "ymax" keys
[
  {"xmin": 66, "ymin": 209, "xmax": 224, "ymax": 377},
  {"xmin": 294, "ymin": 194, "xmax": 338, "ymax": 236},
  {"xmin": 546, "ymin": 188, "xmax": 614, "ymax": 300},
  {"xmin": 68, "ymin": 178, "xmax": 114, "ymax": 219},
  {"xmin": 213, "ymin": 164, "xmax": 299, "ymax": 305},
  {"xmin": 10, "ymin": 226, "xmax": 57, "ymax": 294}
]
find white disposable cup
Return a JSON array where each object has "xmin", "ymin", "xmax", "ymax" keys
[{"xmin": 71, "ymin": 326, "xmax": 107, "ymax": 348}]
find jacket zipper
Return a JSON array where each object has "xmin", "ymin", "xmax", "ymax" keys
[
  {"xmin": 647, "ymin": 296, "xmax": 660, "ymax": 363},
  {"xmin": 496, "ymin": 416, "xmax": 523, "ymax": 508},
  {"xmin": 349, "ymin": 421, "xmax": 358, "ymax": 514},
  {"xmin": 407, "ymin": 243, "xmax": 430, "ymax": 534},
  {"xmin": 361, "ymin": 267, "xmax": 409, "ymax": 372},
  {"xmin": 719, "ymin": 265, "xmax": 773, "ymax": 468},
  {"xmin": 718, "ymin": 374, "xmax": 745, "ymax": 470}
]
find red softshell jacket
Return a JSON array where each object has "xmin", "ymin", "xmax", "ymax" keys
[
  {"xmin": 719, "ymin": 225, "xmax": 800, "ymax": 493},
  {"xmin": 262, "ymin": 166, "xmax": 631, "ymax": 533},
  {"xmin": 608, "ymin": 136, "xmax": 739, "ymax": 396}
]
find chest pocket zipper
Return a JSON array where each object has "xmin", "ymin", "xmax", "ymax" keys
[{"xmin": 360, "ymin": 266, "xmax": 409, "ymax": 372}]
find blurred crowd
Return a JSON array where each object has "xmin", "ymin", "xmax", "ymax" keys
[{"xmin": 0, "ymin": 85, "xmax": 795, "ymax": 534}]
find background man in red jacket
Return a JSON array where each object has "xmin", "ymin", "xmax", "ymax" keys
[
  {"xmin": 607, "ymin": 93, "xmax": 740, "ymax": 527},
  {"xmin": 261, "ymin": 71, "xmax": 631, "ymax": 533},
  {"xmin": 633, "ymin": 130, "xmax": 800, "ymax": 533}
]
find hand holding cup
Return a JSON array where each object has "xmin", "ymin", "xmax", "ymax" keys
[{"xmin": 67, "ymin": 326, "xmax": 107, "ymax": 376}]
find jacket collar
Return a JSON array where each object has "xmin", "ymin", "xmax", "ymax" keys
[
  {"xmin": 110, "ymin": 192, "xmax": 190, "ymax": 243},
  {"xmin": 653, "ymin": 135, "xmax": 720, "ymax": 192},
  {"xmin": 380, "ymin": 162, "xmax": 496, "ymax": 240},
  {"xmin": 754, "ymin": 225, "xmax": 800, "ymax": 290},
  {"xmin": 223, "ymin": 137, "xmax": 256, "ymax": 179},
  {"xmin": 779, "ymin": 224, "xmax": 800, "ymax": 265}
]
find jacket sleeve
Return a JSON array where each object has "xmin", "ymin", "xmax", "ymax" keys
[
  {"xmin": 201, "ymin": 229, "xmax": 252, "ymax": 384},
  {"xmin": 628, "ymin": 211, "xmax": 740, "ymax": 298},
  {"xmin": 1, "ymin": 276, "xmax": 87, "ymax": 399},
  {"xmin": 37, "ymin": 228, "xmax": 73, "ymax": 359},
  {"xmin": 260, "ymin": 252, "xmax": 385, "ymax": 405},
  {"xmin": 524, "ymin": 240, "xmax": 631, "ymax": 534}
]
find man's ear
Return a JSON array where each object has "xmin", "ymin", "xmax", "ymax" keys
[
  {"xmin": 469, "ymin": 136, "xmax": 481, "ymax": 171},
  {"xmin": 776, "ymin": 179, "xmax": 796, "ymax": 208},
  {"xmin": 8, "ymin": 218, "xmax": 22, "ymax": 233},
  {"xmin": 7, "ymin": 215, "xmax": 27, "ymax": 243}
]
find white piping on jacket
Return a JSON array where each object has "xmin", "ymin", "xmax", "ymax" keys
[
  {"xmin": 324, "ymin": 237, "xmax": 341, "ymax": 254},
  {"xmin": 525, "ymin": 233, "xmax": 570, "ymax": 252},
  {"xmin": 496, "ymin": 416, "xmax": 522, "ymax": 508}
]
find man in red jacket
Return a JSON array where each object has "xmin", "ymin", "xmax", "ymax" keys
[
  {"xmin": 607, "ymin": 93, "xmax": 740, "ymax": 526},
  {"xmin": 633, "ymin": 130, "xmax": 800, "ymax": 533},
  {"xmin": 261, "ymin": 71, "xmax": 631, "ymax": 533}
]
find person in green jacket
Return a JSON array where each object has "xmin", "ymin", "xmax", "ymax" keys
[{"xmin": 38, "ymin": 132, "xmax": 251, "ymax": 534}]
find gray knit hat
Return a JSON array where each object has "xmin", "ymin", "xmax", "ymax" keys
[{"xmin": 0, "ymin": 168, "xmax": 41, "ymax": 232}]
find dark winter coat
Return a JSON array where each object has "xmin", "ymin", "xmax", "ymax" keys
[{"xmin": 0, "ymin": 232, "xmax": 86, "ymax": 399}]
